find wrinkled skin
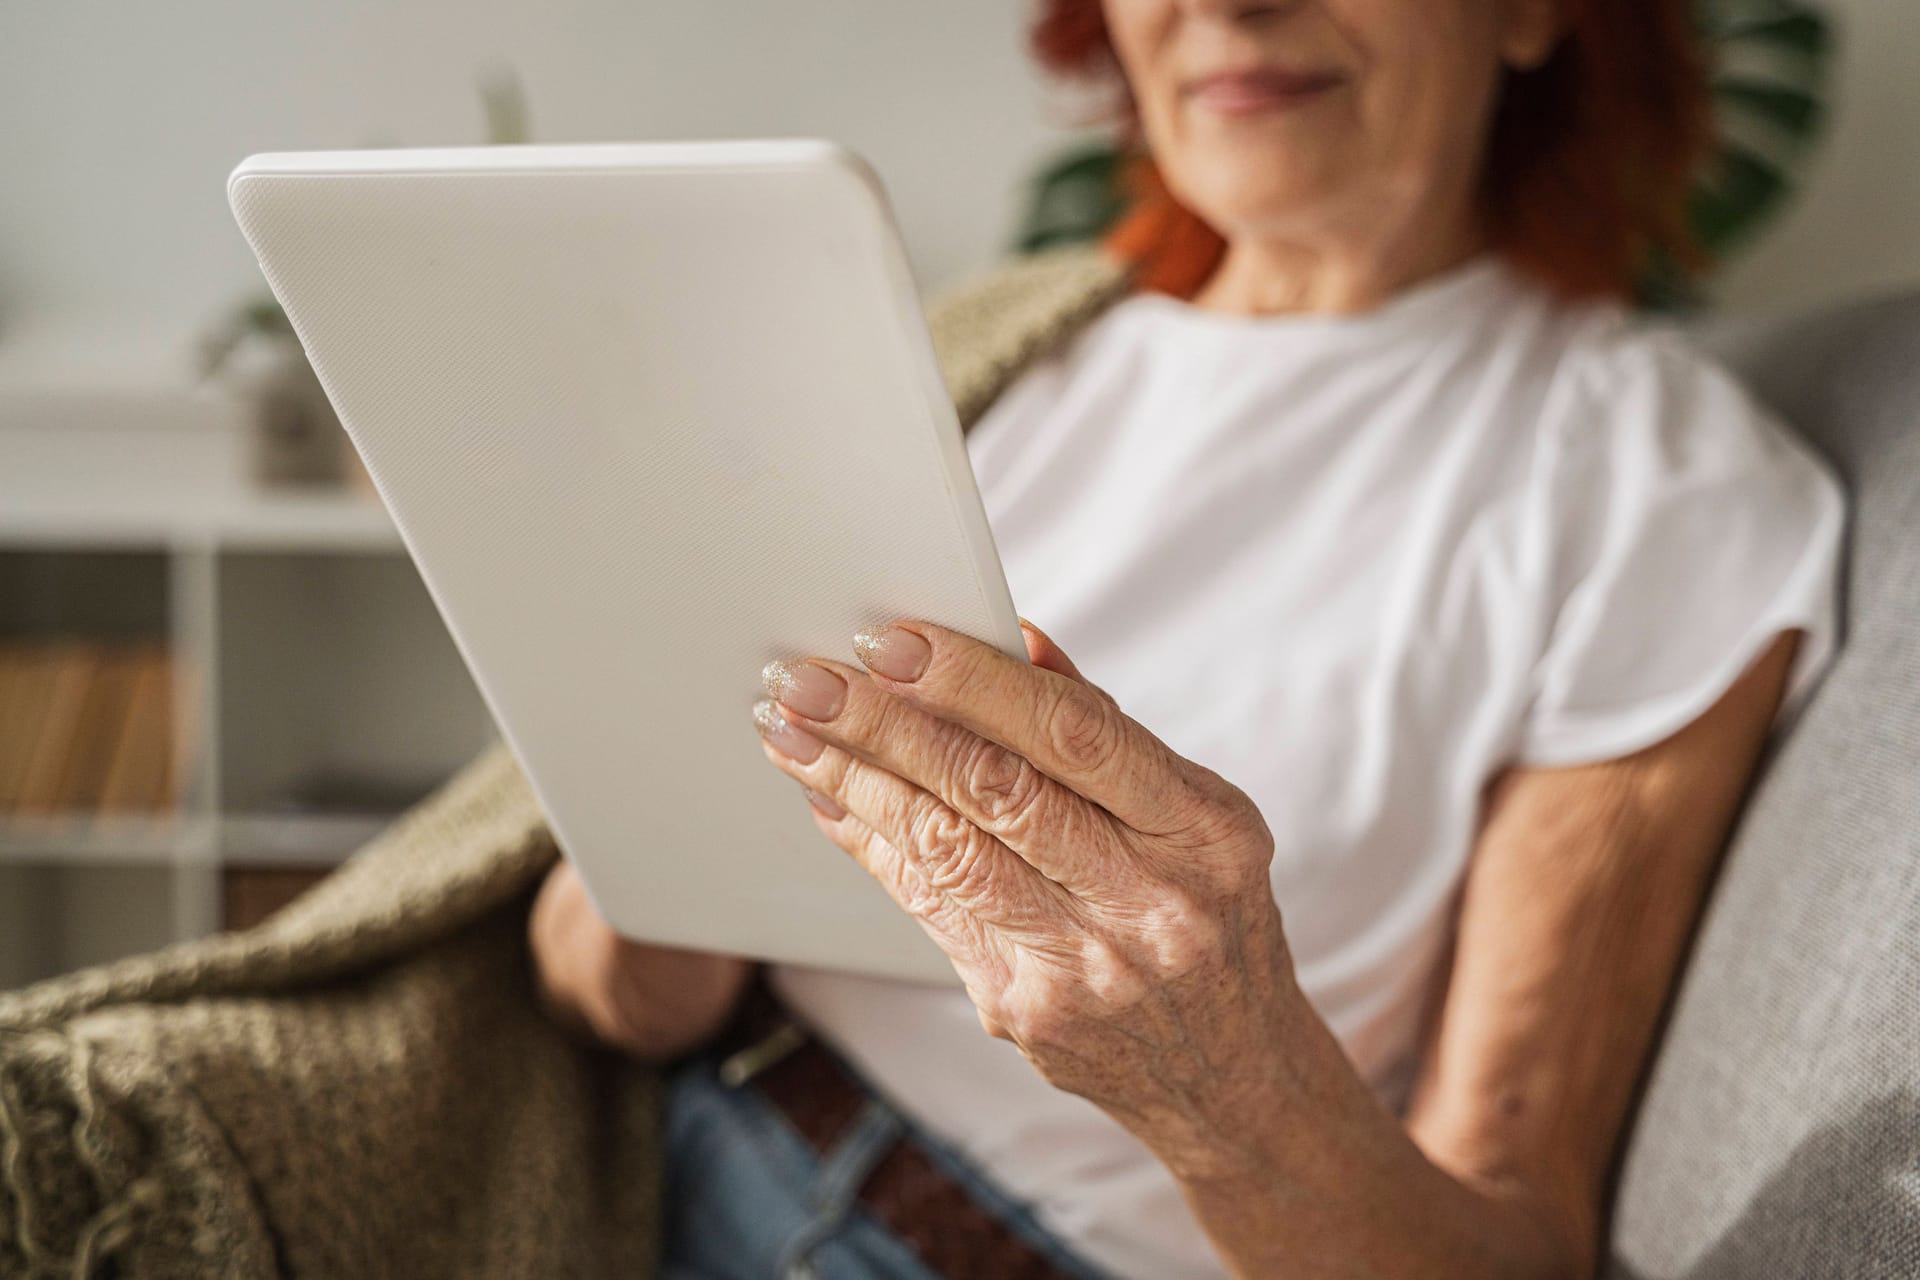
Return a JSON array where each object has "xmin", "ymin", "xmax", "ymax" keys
[{"xmin": 756, "ymin": 617, "xmax": 1297, "ymax": 1158}]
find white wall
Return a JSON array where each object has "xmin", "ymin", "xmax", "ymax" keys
[
  {"xmin": 0, "ymin": 0, "xmax": 1915, "ymax": 353},
  {"xmin": 1715, "ymin": 0, "xmax": 1920, "ymax": 315},
  {"xmin": 0, "ymin": 0, "xmax": 1086, "ymax": 349}
]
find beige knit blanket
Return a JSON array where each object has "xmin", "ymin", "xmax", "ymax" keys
[{"xmin": 0, "ymin": 245, "xmax": 1131, "ymax": 1279}]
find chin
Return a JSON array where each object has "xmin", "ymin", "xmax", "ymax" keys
[{"xmin": 1167, "ymin": 159, "xmax": 1343, "ymax": 242}]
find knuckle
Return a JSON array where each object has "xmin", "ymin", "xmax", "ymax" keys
[
  {"xmin": 1204, "ymin": 847, "xmax": 1273, "ymax": 905},
  {"xmin": 1078, "ymin": 939, "xmax": 1150, "ymax": 1008},
  {"xmin": 1211, "ymin": 789, "xmax": 1277, "ymax": 886},
  {"xmin": 910, "ymin": 803, "xmax": 997, "ymax": 900},
  {"xmin": 887, "ymin": 856, "xmax": 946, "ymax": 921},
  {"xmin": 959, "ymin": 737, "xmax": 1048, "ymax": 832},
  {"xmin": 1239, "ymin": 821, "xmax": 1277, "ymax": 883},
  {"xmin": 1000, "ymin": 983, "xmax": 1072, "ymax": 1050},
  {"xmin": 1045, "ymin": 684, "xmax": 1118, "ymax": 776},
  {"xmin": 1173, "ymin": 763, "xmax": 1239, "ymax": 826},
  {"xmin": 1142, "ymin": 898, "xmax": 1230, "ymax": 980},
  {"xmin": 967, "ymin": 978, "xmax": 1012, "ymax": 1035},
  {"xmin": 1166, "ymin": 766, "xmax": 1271, "ymax": 861},
  {"xmin": 1177, "ymin": 761, "xmax": 1230, "ymax": 809},
  {"xmin": 977, "ymin": 1009, "xmax": 1014, "ymax": 1042},
  {"xmin": 840, "ymin": 819, "xmax": 925, "ymax": 907},
  {"xmin": 998, "ymin": 952, "xmax": 1094, "ymax": 1049}
]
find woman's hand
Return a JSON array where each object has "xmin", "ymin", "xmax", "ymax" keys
[
  {"xmin": 751, "ymin": 616, "xmax": 1300, "ymax": 1168},
  {"xmin": 528, "ymin": 860, "xmax": 756, "ymax": 1061},
  {"xmin": 749, "ymin": 617, "xmax": 1796, "ymax": 1280}
]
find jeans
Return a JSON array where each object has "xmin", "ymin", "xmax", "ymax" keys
[{"xmin": 660, "ymin": 1048, "xmax": 1109, "ymax": 1280}]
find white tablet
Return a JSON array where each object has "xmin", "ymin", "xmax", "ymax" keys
[{"xmin": 228, "ymin": 141, "xmax": 1024, "ymax": 984}]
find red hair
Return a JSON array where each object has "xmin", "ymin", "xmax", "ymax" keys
[{"xmin": 1029, "ymin": 0, "xmax": 1713, "ymax": 301}]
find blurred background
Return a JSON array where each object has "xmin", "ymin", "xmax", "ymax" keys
[{"xmin": 0, "ymin": 0, "xmax": 1914, "ymax": 988}]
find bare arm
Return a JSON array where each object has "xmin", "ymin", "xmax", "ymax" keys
[
  {"xmin": 1400, "ymin": 628, "xmax": 1803, "ymax": 1268},
  {"xmin": 527, "ymin": 860, "xmax": 757, "ymax": 1061},
  {"xmin": 1164, "ymin": 629, "xmax": 1802, "ymax": 1278},
  {"xmin": 744, "ymin": 612, "xmax": 1799, "ymax": 1278}
]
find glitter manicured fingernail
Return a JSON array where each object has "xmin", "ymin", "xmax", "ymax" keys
[
  {"xmin": 752, "ymin": 698, "xmax": 824, "ymax": 764},
  {"xmin": 852, "ymin": 625, "xmax": 931, "ymax": 682},
  {"xmin": 761, "ymin": 659, "xmax": 847, "ymax": 721}
]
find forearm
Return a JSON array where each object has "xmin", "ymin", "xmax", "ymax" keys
[
  {"xmin": 1159, "ymin": 632, "xmax": 1798, "ymax": 1278},
  {"xmin": 527, "ymin": 861, "xmax": 757, "ymax": 1060},
  {"xmin": 1134, "ymin": 987, "xmax": 1584, "ymax": 1280}
]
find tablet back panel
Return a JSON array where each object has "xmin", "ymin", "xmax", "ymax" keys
[{"xmin": 229, "ymin": 142, "xmax": 1024, "ymax": 984}]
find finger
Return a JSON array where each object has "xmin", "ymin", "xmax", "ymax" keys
[
  {"xmin": 851, "ymin": 619, "xmax": 1212, "ymax": 838},
  {"xmin": 802, "ymin": 786, "xmax": 998, "ymax": 974},
  {"xmin": 804, "ymin": 793, "xmax": 1018, "ymax": 1008},
  {"xmin": 763, "ymin": 658, "xmax": 1129, "ymax": 897},
  {"xmin": 753, "ymin": 707, "xmax": 1077, "ymax": 937},
  {"xmin": 1019, "ymin": 616, "xmax": 1106, "ymax": 700},
  {"xmin": 807, "ymin": 791, "xmax": 1045, "ymax": 1017}
]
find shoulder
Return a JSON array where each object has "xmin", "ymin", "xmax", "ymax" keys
[
  {"xmin": 1569, "ymin": 298, "xmax": 1841, "ymax": 520},
  {"xmin": 1509, "ymin": 297, "xmax": 1849, "ymax": 765},
  {"xmin": 1488, "ymin": 294, "xmax": 1844, "ymax": 586},
  {"xmin": 1535, "ymin": 301, "xmax": 1828, "ymax": 488}
]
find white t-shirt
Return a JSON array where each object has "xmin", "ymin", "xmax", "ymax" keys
[{"xmin": 770, "ymin": 254, "xmax": 1846, "ymax": 1279}]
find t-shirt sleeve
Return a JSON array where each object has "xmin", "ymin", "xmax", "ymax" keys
[{"xmin": 1511, "ymin": 329, "xmax": 1847, "ymax": 768}]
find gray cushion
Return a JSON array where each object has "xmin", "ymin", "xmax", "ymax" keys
[{"xmin": 1606, "ymin": 293, "xmax": 1920, "ymax": 1278}]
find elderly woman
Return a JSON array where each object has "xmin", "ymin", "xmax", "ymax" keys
[{"xmin": 531, "ymin": 1, "xmax": 1844, "ymax": 1276}]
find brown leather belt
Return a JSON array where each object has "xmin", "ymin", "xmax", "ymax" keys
[{"xmin": 708, "ymin": 980, "xmax": 1082, "ymax": 1280}]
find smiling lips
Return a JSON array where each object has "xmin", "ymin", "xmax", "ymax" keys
[{"xmin": 1183, "ymin": 66, "xmax": 1345, "ymax": 116}]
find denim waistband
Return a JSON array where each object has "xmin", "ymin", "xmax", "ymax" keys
[{"xmin": 660, "ymin": 1040, "xmax": 1110, "ymax": 1280}]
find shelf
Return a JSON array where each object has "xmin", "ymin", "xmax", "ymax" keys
[
  {"xmin": 0, "ymin": 810, "xmax": 395, "ymax": 869},
  {"xmin": 0, "ymin": 813, "xmax": 214, "ymax": 866},
  {"xmin": 0, "ymin": 407, "xmax": 490, "ymax": 988},
  {"xmin": 0, "ymin": 420, "xmax": 400, "ymax": 553}
]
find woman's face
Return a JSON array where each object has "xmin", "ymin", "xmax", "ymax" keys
[{"xmin": 1101, "ymin": 0, "xmax": 1561, "ymax": 252}]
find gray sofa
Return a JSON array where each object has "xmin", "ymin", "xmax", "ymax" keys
[{"xmin": 1603, "ymin": 291, "xmax": 1920, "ymax": 1278}]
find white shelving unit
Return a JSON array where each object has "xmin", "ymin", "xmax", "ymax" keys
[{"xmin": 0, "ymin": 410, "xmax": 496, "ymax": 987}]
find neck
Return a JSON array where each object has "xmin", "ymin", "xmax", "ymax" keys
[{"xmin": 1188, "ymin": 203, "xmax": 1491, "ymax": 317}]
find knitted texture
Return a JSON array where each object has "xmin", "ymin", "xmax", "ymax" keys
[
  {"xmin": 0, "ymin": 245, "xmax": 1133, "ymax": 1280},
  {"xmin": 927, "ymin": 246, "xmax": 1130, "ymax": 430}
]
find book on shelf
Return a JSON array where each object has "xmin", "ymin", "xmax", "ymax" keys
[
  {"xmin": 0, "ymin": 646, "xmax": 60, "ymax": 810},
  {"xmin": 99, "ymin": 645, "xmax": 177, "ymax": 813},
  {"xmin": 58, "ymin": 645, "xmax": 144, "ymax": 811},
  {"xmin": 11, "ymin": 642, "xmax": 100, "ymax": 814},
  {"xmin": 0, "ymin": 639, "xmax": 185, "ymax": 818}
]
